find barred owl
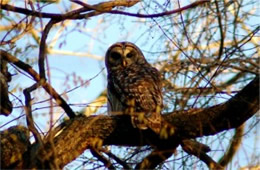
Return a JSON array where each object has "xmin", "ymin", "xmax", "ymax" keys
[{"xmin": 105, "ymin": 42, "xmax": 162, "ymax": 134}]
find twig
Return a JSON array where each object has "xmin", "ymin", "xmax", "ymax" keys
[
  {"xmin": 0, "ymin": 3, "xmax": 86, "ymax": 19},
  {"xmin": 181, "ymin": 140, "xmax": 223, "ymax": 169},
  {"xmin": 90, "ymin": 148, "xmax": 115, "ymax": 169},
  {"xmin": 177, "ymin": 0, "xmax": 192, "ymax": 44},
  {"xmin": 191, "ymin": 26, "xmax": 260, "ymax": 107},
  {"xmin": 150, "ymin": 12, "xmax": 219, "ymax": 106},
  {"xmin": 181, "ymin": 139, "xmax": 211, "ymax": 153},
  {"xmin": 135, "ymin": 142, "xmax": 179, "ymax": 169},
  {"xmin": 218, "ymin": 124, "xmax": 244, "ymax": 167},
  {"xmin": 39, "ymin": 19, "xmax": 59, "ymax": 80},
  {"xmin": 75, "ymin": 0, "xmax": 210, "ymax": 18},
  {"xmin": 23, "ymin": 83, "xmax": 43, "ymax": 145},
  {"xmin": 214, "ymin": 0, "xmax": 225, "ymax": 60},
  {"xmin": 102, "ymin": 148, "xmax": 131, "ymax": 169},
  {"xmin": 0, "ymin": 50, "xmax": 76, "ymax": 119},
  {"xmin": 0, "ymin": 0, "xmax": 36, "ymax": 45}
]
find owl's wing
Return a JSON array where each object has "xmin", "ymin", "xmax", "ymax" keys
[
  {"xmin": 109, "ymin": 65, "xmax": 162, "ymax": 133},
  {"xmin": 107, "ymin": 84, "xmax": 125, "ymax": 115},
  {"xmin": 128, "ymin": 69, "xmax": 162, "ymax": 134}
]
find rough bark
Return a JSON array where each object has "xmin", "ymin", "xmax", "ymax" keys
[{"xmin": 0, "ymin": 126, "xmax": 30, "ymax": 169}]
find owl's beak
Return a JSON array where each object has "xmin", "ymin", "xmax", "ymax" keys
[{"xmin": 122, "ymin": 60, "xmax": 127, "ymax": 67}]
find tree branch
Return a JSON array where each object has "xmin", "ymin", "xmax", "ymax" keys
[
  {"xmin": 1, "ymin": 0, "xmax": 209, "ymax": 20},
  {"xmin": 181, "ymin": 140, "xmax": 223, "ymax": 169},
  {"xmin": 0, "ymin": 50, "xmax": 76, "ymax": 119},
  {"xmin": 25, "ymin": 76, "xmax": 258, "ymax": 168},
  {"xmin": 90, "ymin": 148, "xmax": 115, "ymax": 169},
  {"xmin": 0, "ymin": 0, "xmax": 140, "ymax": 20},
  {"xmin": 23, "ymin": 83, "xmax": 43, "ymax": 145},
  {"xmin": 38, "ymin": 19, "xmax": 58, "ymax": 81},
  {"xmin": 218, "ymin": 124, "xmax": 245, "ymax": 167},
  {"xmin": 104, "ymin": 0, "xmax": 210, "ymax": 18},
  {"xmin": 135, "ymin": 146, "xmax": 178, "ymax": 169},
  {"xmin": 101, "ymin": 148, "xmax": 131, "ymax": 169},
  {"xmin": 165, "ymin": 76, "xmax": 259, "ymax": 138}
]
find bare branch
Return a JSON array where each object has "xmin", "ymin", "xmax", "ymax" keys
[
  {"xmin": 135, "ymin": 146, "xmax": 178, "ymax": 169},
  {"xmin": 181, "ymin": 140, "xmax": 223, "ymax": 169},
  {"xmin": 76, "ymin": 0, "xmax": 210, "ymax": 18},
  {"xmin": 0, "ymin": 0, "xmax": 140, "ymax": 20},
  {"xmin": 23, "ymin": 83, "xmax": 43, "ymax": 145},
  {"xmin": 214, "ymin": 0, "xmax": 225, "ymax": 60},
  {"xmin": 90, "ymin": 148, "xmax": 115, "ymax": 169},
  {"xmin": 0, "ymin": 50, "xmax": 76, "ymax": 119},
  {"xmin": 218, "ymin": 124, "xmax": 245, "ymax": 167},
  {"xmin": 1, "ymin": 0, "xmax": 209, "ymax": 20},
  {"xmin": 39, "ymin": 19, "xmax": 59, "ymax": 80},
  {"xmin": 102, "ymin": 148, "xmax": 131, "ymax": 169}
]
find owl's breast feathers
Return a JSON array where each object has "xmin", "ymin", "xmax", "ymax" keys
[{"xmin": 108, "ymin": 63, "xmax": 163, "ymax": 112}]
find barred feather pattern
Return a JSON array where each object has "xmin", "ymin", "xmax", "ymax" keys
[{"xmin": 105, "ymin": 42, "xmax": 162, "ymax": 134}]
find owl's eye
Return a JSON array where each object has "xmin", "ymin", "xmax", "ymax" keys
[
  {"xmin": 126, "ymin": 52, "xmax": 134, "ymax": 58},
  {"xmin": 111, "ymin": 52, "xmax": 121, "ymax": 60}
]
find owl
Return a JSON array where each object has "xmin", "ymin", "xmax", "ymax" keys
[{"xmin": 105, "ymin": 42, "xmax": 163, "ymax": 134}]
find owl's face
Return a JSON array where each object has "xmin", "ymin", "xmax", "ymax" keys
[{"xmin": 105, "ymin": 42, "xmax": 147, "ymax": 71}]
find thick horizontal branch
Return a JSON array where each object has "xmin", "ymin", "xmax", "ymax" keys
[
  {"xmin": 29, "ymin": 76, "xmax": 259, "ymax": 168},
  {"xmin": 165, "ymin": 76, "xmax": 259, "ymax": 138}
]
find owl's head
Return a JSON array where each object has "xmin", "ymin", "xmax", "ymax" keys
[{"xmin": 105, "ymin": 42, "xmax": 147, "ymax": 71}]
